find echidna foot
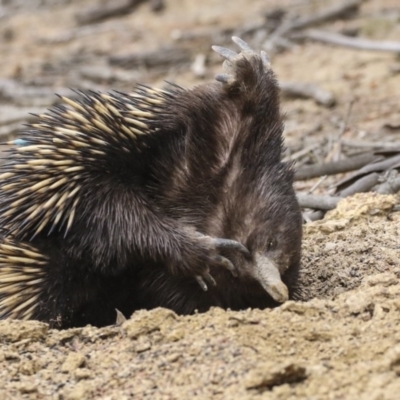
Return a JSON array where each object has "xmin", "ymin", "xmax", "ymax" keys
[
  {"xmin": 212, "ymin": 36, "xmax": 271, "ymax": 87},
  {"xmin": 195, "ymin": 236, "xmax": 250, "ymax": 292}
]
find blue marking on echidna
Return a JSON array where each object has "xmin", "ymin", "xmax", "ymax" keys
[{"xmin": 13, "ymin": 139, "xmax": 29, "ymax": 146}]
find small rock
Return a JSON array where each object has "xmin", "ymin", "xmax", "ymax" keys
[
  {"xmin": 61, "ymin": 352, "xmax": 86, "ymax": 373},
  {"xmin": 165, "ymin": 353, "xmax": 180, "ymax": 363},
  {"xmin": 3, "ymin": 351, "xmax": 20, "ymax": 361},
  {"xmin": 19, "ymin": 360, "xmax": 42, "ymax": 375},
  {"xmin": 324, "ymin": 242, "xmax": 337, "ymax": 251},
  {"xmin": 61, "ymin": 382, "xmax": 92, "ymax": 400},
  {"xmin": 345, "ymin": 292, "xmax": 374, "ymax": 315},
  {"xmin": 304, "ymin": 330, "xmax": 332, "ymax": 342},
  {"xmin": 18, "ymin": 382, "xmax": 37, "ymax": 394},
  {"xmin": 165, "ymin": 327, "xmax": 186, "ymax": 342},
  {"xmin": 245, "ymin": 361, "xmax": 307, "ymax": 391},
  {"xmin": 74, "ymin": 368, "xmax": 92, "ymax": 380},
  {"xmin": 134, "ymin": 339, "xmax": 152, "ymax": 353}
]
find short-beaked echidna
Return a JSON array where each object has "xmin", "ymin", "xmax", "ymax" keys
[{"xmin": 0, "ymin": 37, "xmax": 302, "ymax": 328}]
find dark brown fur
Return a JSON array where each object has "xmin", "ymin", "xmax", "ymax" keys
[{"xmin": 0, "ymin": 41, "xmax": 302, "ymax": 328}]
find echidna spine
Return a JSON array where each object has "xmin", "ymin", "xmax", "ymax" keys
[
  {"xmin": 0, "ymin": 86, "xmax": 183, "ymax": 241},
  {"xmin": 0, "ymin": 238, "xmax": 48, "ymax": 320}
]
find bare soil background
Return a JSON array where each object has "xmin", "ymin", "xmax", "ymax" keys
[{"xmin": 0, "ymin": 0, "xmax": 399, "ymax": 399}]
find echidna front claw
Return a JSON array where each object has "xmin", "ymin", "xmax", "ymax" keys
[
  {"xmin": 231, "ymin": 36, "xmax": 252, "ymax": 51},
  {"xmin": 260, "ymin": 50, "xmax": 271, "ymax": 67},
  {"xmin": 215, "ymin": 73, "xmax": 233, "ymax": 84},
  {"xmin": 211, "ymin": 45, "xmax": 238, "ymax": 61},
  {"xmin": 212, "ymin": 37, "xmax": 272, "ymax": 89},
  {"xmin": 192, "ymin": 236, "xmax": 250, "ymax": 291},
  {"xmin": 196, "ymin": 271, "xmax": 217, "ymax": 292},
  {"xmin": 214, "ymin": 238, "xmax": 250, "ymax": 257},
  {"xmin": 196, "ymin": 275, "xmax": 208, "ymax": 291},
  {"xmin": 213, "ymin": 254, "xmax": 238, "ymax": 277}
]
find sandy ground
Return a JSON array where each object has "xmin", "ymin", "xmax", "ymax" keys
[
  {"xmin": 0, "ymin": 0, "xmax": 400, "ymax": 398},
  {"xmin": 0, "ymin": 193, "xmax": 399, "ymax": 399}
]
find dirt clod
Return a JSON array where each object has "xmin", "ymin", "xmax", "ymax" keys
[
  {"xmin": 245, "ymin": 361, "xmax": 308, "ymax": 391},
  {"xmin": 61, "ymin": 352, "xmax": 86, "ymax": 373}
]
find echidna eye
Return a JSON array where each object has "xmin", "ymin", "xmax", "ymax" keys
[{"xmin": 266, "ymin": 238, "xmax": 276, "ymax": 251}]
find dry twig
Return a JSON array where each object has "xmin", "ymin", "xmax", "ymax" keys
[
  {"xmin": 335, "ymin": 154, "xmax": 400, "ymax": 190},
  {"xmin": 76, "ymin": 0, "xmax": 146, "ymax": 25},
  {"xmin": 375, "ymin": 174, "xmax": 400, "ymax": 195},
  {"xmin": 280, "ymin": 82, "xmax": 335, "ymax": 107},
  {"xmin": 297, "ymin": 193, "xmax": 342, "ymax": 211},
  {"xmin": 338, "ymin": 172, "xmax": 380, "ymax": 197},
  {"xmin": 264, "ymin": 0, "xmax": 363, "ymax": 52},
  {"xmin": 285, "ymin": 142, "xmax": 321, "ymax": 162},
  {"xmin": 295, "ymin": 153, "xmax": 379, "ymax": 181},
  {"xmin": 342, "ymin": 140, "xmax": 400, "ymax": 149},
  {"xmin": 294, "ymin": 29, "xmax": 400, "ymax": 54}
]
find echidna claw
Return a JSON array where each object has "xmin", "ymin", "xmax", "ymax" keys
[
  {"xmin": 214, "ymin": 255, "xmax": 238, "ymax": 277},
  {"xmin": 214, "ymin": 238, "xmax": 250, "ymax": 257},
  {"xmin": 232, "ymin": 36, "xmax": 252, "ymax": 51},
  {"xmin": 196, "ymin": 275, "xmax": 208, "ymax": 291},
  {"xmin": 196, "ymin": 269, "xmax": 218, "ymax": 291},
  {"xmin": 260, "ymin": 50, "xmax": 271, "ymax": 65},
  {"xmin": 211, "ymin": 45, "xmax": 237, "ymax": 61},
  {"xmin": 213, "ymin": 37, "xmax": 272, "ymax": 82},
  {"xmin": 215, "ymin": 73, "xmax": 233, "ymax": 84},
  {"xmin": 193, "ymin": 235, "xmax": 249, "ymax": 289},
  {"xmin": 205, "ymin": 271, "xmax": 217, "ymax": 286}
]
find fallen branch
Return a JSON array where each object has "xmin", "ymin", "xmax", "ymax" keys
[
  {"xmin": 335, "ymin": 154, "xmax": 400, "ymax": 190},
  {"xmin": 294, "ymin": 153, "xmax": 379, "ymax": 181},
  {"xmin": 280, "ymin": 82, "xmax": 335, "ymax": 107},
  {"xmin": 376, "ymin": 177, "xmax": 400, "ymax": 195},
  {"xmin": 329, "ymin": 100, "xmax": 354, "ymax": 162},
  {"xmin": 338, "ymin": 172, "xmax": 380, "ymax": 197},
  {"xmin": 278, "ymin": 0, "xmax": 362, "ymax": 36},
  {"xmin": 342, "ymin": 139, "xmax": 400, "ymax": 149},
  {"xmin": 294, "ymin": 29, "xmax": 400, "ymax": 53},
  {"xmin": 303, "ymin": 210, "xmax": 324, "ymax": 222},
  {"xmin": 264, "ymin": 0, "xmax": 363, "ymax": 52},
  {"xmin": 76, "ymin": 0, "xmax": 146, "ymax": 25},
  {"xmin": 296, "ymin": 193, "xmax": 342, "ymax": 211}
]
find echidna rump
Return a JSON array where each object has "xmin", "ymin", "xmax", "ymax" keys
[{"xmin": 0, "ymin": 37, "xmax": 302, "ymax": 328}]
